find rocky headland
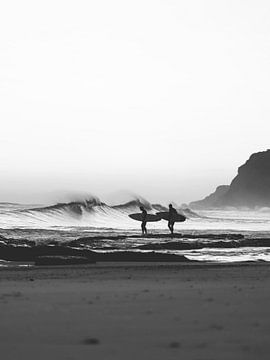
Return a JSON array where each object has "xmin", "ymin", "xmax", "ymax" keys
[{"xmin": 190, "ymin": 150, "xmax": 270, "ymax": 209}]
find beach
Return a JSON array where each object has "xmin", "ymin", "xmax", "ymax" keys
[{"xmin": 1, "ymin": 262, "xmax": 270, "ymax": 360}]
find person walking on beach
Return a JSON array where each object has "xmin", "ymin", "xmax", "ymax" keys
[
  {"xmin": 140, "ymin": 206, "xmax": 147, "ymax": 236},
  {"xmin": 168, "ymin": 203, "xmax": 177, "ymax": 235}
]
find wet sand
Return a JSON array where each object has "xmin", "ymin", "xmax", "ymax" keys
[{"xmin": 1, "ymin": 262, "xmax": 270, "ymax": 360}]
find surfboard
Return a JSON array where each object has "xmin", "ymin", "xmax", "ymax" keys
[
  {"xmin": 129, "ymin": 213, "xmax": 161, "ymax": 222},
  {"xmin": 156, "ymin": 212, "xmax": 186, "ymax": 222}
]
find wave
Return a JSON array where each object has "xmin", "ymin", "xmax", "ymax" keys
[
  {"xmin": 0, "ymin": 196, "xmax": 202, "ymax": 229},
  {"xmin": 27, "ymin": 197, "xmax": 103, "ymax": 215}
]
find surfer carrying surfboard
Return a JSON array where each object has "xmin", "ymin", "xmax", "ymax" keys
[
  {"xmin": 168, "ymin": 204, "xmax": 177, "ymax": 235},
  {"xmin": 140, "ymin": 206, "xmax": 147, "ymax": 236}
]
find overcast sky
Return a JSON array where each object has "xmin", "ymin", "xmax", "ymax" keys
[{"xmin": 1, "ymin": 0, "xmax": 270, "ymax": 204}]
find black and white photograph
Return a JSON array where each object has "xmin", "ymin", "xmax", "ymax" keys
[{"xmin": 1, "ymin": 1, "xmax": 270, "ymax": 359}]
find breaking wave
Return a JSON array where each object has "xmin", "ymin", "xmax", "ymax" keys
[
  {"xmin": 1, "ymin": 195, "xmax": 270, "ymax": 233},
  {"xmin": 0, "ymin": 196, "xmax": 200, "ymax": 229}
]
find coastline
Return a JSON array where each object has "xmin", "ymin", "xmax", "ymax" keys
[{"xmin": 1, "ymin": 262, "xmax": 270, "ymax": 359}]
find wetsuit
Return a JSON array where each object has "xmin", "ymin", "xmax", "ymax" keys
[
  {"xmin": 141, "ymin": 209, "xmax": 147, "ymax": 235},
  {"xmin": 168, "ymin": 206, "xmax": 177, "ymax": 234}
]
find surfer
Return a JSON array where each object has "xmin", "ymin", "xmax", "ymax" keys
[
  {"xmin": 140, "ymin": 206, "xmax": 147, "ymax": 236},
  {"xmin": 168, "ymin": 204, "xmax": 177, "ymax": 235}
]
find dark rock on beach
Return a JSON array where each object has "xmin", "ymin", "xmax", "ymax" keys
[
  {"xmin": 35, "ymin": 256, "xmax": 95, "ymax": 266},
  {"xmin": 0, "ymin": 243, "xmax": 97, "ymax": 262},
  {"xmin": 0, "ymin": 240, "xmax": 192, "ymax": 264},
  {"xmin": 136, "ymin": 242, "xmax": 203, "ymax": 251},
  {"xmin": 96, "ymin": 251, "xmax": 192, "ymax": 262}
]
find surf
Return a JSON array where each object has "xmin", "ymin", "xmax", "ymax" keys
[{"xmin": 0, "ymin": 196, "xmax": 201, "ymax": 229}]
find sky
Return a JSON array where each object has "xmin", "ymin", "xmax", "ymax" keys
[{"xmin": 1, "ymin": 0, "xmax": 270, "ymax": 205}]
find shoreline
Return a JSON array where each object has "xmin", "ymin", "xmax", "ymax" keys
[{"xmin": 1, "ymin": 259, "xmax": 270, "ymax": 273}]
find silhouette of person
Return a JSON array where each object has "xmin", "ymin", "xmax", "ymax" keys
[
  {"xmin": 168, "ymin": 204, "xmax": 177, "ymax": 235},
  {"xmin": 140, "ymin": 206, "xmax": 147, "ymax": 236}
]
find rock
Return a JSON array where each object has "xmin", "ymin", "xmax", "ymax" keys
[
  {"xmin": 96, "ymin": 251, "xmax": 192, "ymax": 262},
  {"xmin": 35, "ymin": 256, "xmax": 95, "ymax": 266},
  {"xmin": 190, "ymin": 150, "xmax": 270, "ymax": 208},
  {"xmin": 135, "ymin": 242, "xmax": 203, "ymax": 250},
  {"xmin": 0, "ymin": 244, "xmax": 35, "ymax": 261},
  {"xmin": 222, "ymin": 150, "xmax": 270, "ymax": 207},
  {"xmin": 0, "ymin": 243, "xmax": 193, "ymax": 263},
  {"xmin": 0, "ymin": 244, "xmax": 97, "ymax": 262}
]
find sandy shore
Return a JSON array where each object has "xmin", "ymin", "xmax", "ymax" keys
[{"xmin": 1, "ymin": 262, "xmax": 270, "ymax": 360}]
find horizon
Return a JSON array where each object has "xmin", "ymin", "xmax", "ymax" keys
[
  {"xmin": 1, "ymin": 1, "xmax": 270, "ymax": 204},
  {"xmin": 0, "ymin": 147, "xmax": 267, "ymax": 205}
]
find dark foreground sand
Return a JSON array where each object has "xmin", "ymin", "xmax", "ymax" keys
[{"xmin": 1, "ymin": 262, "xmax": 270, "ymax": 360}]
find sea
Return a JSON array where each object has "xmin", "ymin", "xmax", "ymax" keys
[{"xmin": 1, "ymin": 198, "xmax": 270, "ymax": 265}]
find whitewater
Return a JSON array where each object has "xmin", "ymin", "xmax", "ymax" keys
[{"xmin": 1, "ymin": 197, "xmax": 270, "ymax": 263}]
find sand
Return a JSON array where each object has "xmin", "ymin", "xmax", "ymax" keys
[{"xmin": 0, "ymin": 262, "xmax": 270, "ymax": 360}]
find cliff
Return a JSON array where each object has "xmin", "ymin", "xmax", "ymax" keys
[{"xmin": 190, "ymin": 150, "xmax": 270, "ymax": 209}]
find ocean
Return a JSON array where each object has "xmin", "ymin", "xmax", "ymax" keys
[{"xmin": 1, "ymin": 199, "xmax": 270, "ymax": 264}]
